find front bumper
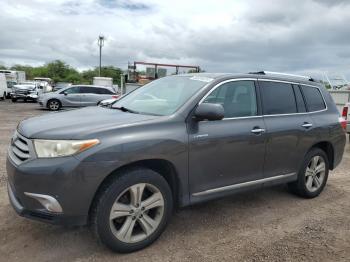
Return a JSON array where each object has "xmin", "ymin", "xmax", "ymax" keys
[
  {"xmin": 6, "ymin": 153, "xmax": 108, "ymax": 226},
  {"xmin": 11, "ymin": 93, "xmax": 38, "ymax": 100},
  {"xmin": 7, "ymin": 182, "xmax": 80, "ymax": 225}
]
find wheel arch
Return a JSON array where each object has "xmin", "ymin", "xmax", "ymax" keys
[
  {"xmin": 88, "ymin": 158, "xmax": 181, "ymax": 218},
  {"xmin": 310, "ymin": 141, "xmax": 335, "ymax": 170}
]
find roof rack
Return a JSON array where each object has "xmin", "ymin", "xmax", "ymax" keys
[{"xmin": 249, "ymin": 71, "xmax": 315, "ymax": 82}]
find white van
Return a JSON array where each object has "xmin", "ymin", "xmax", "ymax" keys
[{"xmin": 0, "ymin": 73, "xmax": 7, "ymax": 100}]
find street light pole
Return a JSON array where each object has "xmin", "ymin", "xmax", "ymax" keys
[{"xmin": 97, "ymin": 35, "xmax": 105, "ymax": 77}]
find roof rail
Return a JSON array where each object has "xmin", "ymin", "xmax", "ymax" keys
[{"xmin": 249, "ymin": 71, "xmax": 315, "ymax": 82}]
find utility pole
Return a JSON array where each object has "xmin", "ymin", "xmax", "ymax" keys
[{"xmin": 97, "ymin": 35, "xmax": 105, "ymax": 77}]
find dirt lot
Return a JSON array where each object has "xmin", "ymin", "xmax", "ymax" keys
[{"xmin": 0, "ymin": 100, "xmax": 350, "ymax": 262}]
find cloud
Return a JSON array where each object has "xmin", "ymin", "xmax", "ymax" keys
[{"xmin": 0, "ymin": 0, "xmax": 349, "ymax": 79}]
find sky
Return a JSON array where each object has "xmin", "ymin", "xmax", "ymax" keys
[{"xmin": 1, "ymin": 0, "xmax": 350, "ymax": 80}]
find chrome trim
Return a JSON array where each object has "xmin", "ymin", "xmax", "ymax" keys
[
  {"xmin": 251, "ymin": 128, "xmax": 265, "ymax": 134},
  {"xmin": 197, "ymin": 78, "xmax": 328, "ymax": 122},
  {"xmin": 302, "ymin": 123, "xmax": 313, "ymax": 128},
  {"xmin": 258, "ymin": 79, "xmax": 328, "ymax": 114},
  {"xmin": 192, "ymin": 173, "xmax": 296, "ymax": 197},
  {"xmin": 24, "ymin": 192, "xmax": 63, "ymax": 213},
  {"xmin": 261, "ymin": 71, "xmax": 312, "ymax": 81},
  {"xmin": 258, "ymin": 78, "xmax": 320, "ymax": 88},
  {"xmin": 198, "ymin": 78, "xmax": 328, "ymax": 123}
]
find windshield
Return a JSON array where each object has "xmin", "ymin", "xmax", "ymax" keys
[{"xmin": 112, "ymin": 76, "xmax": 212, "ymax": 116}]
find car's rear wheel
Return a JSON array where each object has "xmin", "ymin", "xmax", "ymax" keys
[
  {"xmin": 91, "ymin": 167, "xmax": 173, "ymax": 253},
  {"xmin": 288, "ymin": 148, "xmax": 329, "ymax": 198},
  {"xmin": 47, "ymin": 99, "xmax": 61, "ymax": 111},
  {"xmin": 11, "ymin": 98, "xmax": 17, "ymax": 102}
]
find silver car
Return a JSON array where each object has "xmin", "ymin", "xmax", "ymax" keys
[{"xmin": 38, "ymin": 85, "xmax": 118, "ymax": 111}]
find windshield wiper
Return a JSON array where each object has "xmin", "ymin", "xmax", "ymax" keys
[{"xmin": 113, "ymin": 106, "xmax": 139, "ymax": 114}]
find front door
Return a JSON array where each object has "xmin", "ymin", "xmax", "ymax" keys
[
  {"xmin": 188, "ymin": 79, "xmax": 266, "ymax": 197},
  {"xmin": 61, "ymin": 86, "xmax": 82, "ymax": 107}
]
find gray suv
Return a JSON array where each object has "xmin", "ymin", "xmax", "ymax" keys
[
  {"xmin": 6, "ymin": 72, "xmax": 346, "ymax": 253},
  {"xmin": 38, "ymin": 85, "xmax": 118, "ymax": 111}
]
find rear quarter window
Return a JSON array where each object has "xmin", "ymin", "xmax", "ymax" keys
[{"xmin": 300, "ymin": 85, "xmax": 326, "ymax": 112}]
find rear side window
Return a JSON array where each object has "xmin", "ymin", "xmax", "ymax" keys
[
  {"xmin": 80, "ymin": 86, "xmax": 97, "ymax": 94},
  {"xmin": 260, "ymin": 81, "xmax": 297, "ymax": 115},
  {"xmin": 300, "ymin": 85, "xmax": 326, "ymax": 112},
  {"xmin": 98, "ymin": 88, "xmax": 114, "ymax": 94}
]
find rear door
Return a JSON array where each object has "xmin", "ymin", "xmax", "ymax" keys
[
  {"xmin": 259, "ymin": 80, "xmax": 315, "ymax": 178},
  {"xmin": 80, "ymin": 86, "xmax": 100, "ymax": 106}
]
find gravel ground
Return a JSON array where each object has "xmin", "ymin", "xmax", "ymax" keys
[{"xmin": 0, "ymin": 100, "xmax": 350, "ymax": 262}]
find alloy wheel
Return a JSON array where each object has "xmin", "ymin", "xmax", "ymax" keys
[
  {"xmin": 49, "ymin": 101, "xmax": 60, "ymax": 110},
  {"xmin": 305, "ymin": 155, "xmax": 326, "ymax": 192},
  {"xmin": 109, "ymin": 183, "xmax": 165, "ymax": 243}
]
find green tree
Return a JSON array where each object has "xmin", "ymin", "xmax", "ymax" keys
[{"xmin": 3, "ymin": 61, "xmax": 123, "ymax": 85}]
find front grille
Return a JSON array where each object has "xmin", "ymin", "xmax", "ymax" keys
[
  {"xmin": 15, "ymin": 89, "xmax": 30, "ymax": 95},
  {"xmin": 9, "ymin": 131, "xmax": 31, "ymax": 165}
]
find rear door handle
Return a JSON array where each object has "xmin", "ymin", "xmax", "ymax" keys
[
  {"xmin": 302, "ymin": 123, "xmax": 313, "ymax": 128},
  {"xmin": 251, "ymin": 128, "xmax": 265, "ymax": 134}
]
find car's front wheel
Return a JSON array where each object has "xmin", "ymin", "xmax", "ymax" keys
[
  {"xmin": 47, "ymin": 99, "xmax": 61, "ymax": 111},
  {"xmin": 91, "ymin": 167, "xmax": 173, "ymax": 253},
  {"xmin": 288, "ymin": 148, "xmax": 329, "ymax": 198}
]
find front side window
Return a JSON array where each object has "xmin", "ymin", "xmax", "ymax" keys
[
  {"xmin": 203, "ymin": 80, "xmax": 257, "ymax": 118},
  {"xmin": 112, "ymin": 76, "xmax": 212, "ymax": 116},
  {"xmin": 300, "ymin": 85, "xmax": 326, "ymax": 112},
  {"xmin": 260, "ymin": 81, "xmax": 297, "ymax": 115},
  {"xmin": 62, "ymin": 86, "xmax": 80, "ymax": 94}
]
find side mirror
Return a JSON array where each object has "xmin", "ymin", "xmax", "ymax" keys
[
  {"xmin": 194, "ymin": 103, "xmax": 224, "ymax": 121},
  {"xmin": 63, "ymin": 91, "xmax": 68, "ymax": 96}
]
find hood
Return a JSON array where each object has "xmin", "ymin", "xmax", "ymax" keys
[
  {"xmin": 18, "ymin": 106, "xmax": 159, "ymax": 139},
  {"xmin": 14, "ymin": 85, "xmax": 36, "ymax": 90}
]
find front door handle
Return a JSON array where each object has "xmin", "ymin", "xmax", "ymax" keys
[
  {"xmin": 302, "ymin": 123, "xmax": 313, "ymax": 128},
  {"xmin": 251, "ymin": 128, "xmax": 265, "ymax": 134}
]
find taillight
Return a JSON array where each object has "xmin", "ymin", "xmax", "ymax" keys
[
  {"xmin": 339, "ymin": 117, "xmax": 347, "ymax": 130},
  {"xmin": 342, "ymin": 106, "xmax": 348, "ymax": 120},
  {"xmin": 112, "ymin": 95, "xmax": 119, "ymax": 99}
]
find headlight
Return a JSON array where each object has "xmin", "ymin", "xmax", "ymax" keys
[{"xmin": 33, "ymin": 139, "xmax": 100, "ymax": 158}]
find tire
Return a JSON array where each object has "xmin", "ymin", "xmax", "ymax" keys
[
  {"xmin": 288, "ymin": 148, "xmax": 329, "ymax": 198},
  {"xmin": 11, "ymin": 98, "xmax": 17, "ymax": 102},
  {"xmin": 47, "ymin": 99, "xmax": 61, "ymax": 111},
  {"xmin": 91, "ymin": 167, "xmax": 173, "ymax": 253}
]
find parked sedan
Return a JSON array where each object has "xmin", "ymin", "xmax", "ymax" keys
[{"xmin": 38, "ymin": 85, "xmax": 118, "ymax": 111}]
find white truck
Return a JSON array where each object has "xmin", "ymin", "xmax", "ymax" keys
[
  {"xmin": 0, "ymin": 73, "xmax": 7, "ymax": 100},
  {"xmin": 0, "ymin": 70, "xmax": 26, "ymax": 97},
  {"xmin": 93, "ymin": 77, "xmax": 113, "ymax": 88},
  {"xmin": 16, "ymin": 71, "xmax": 26, "ymax": 83}
]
